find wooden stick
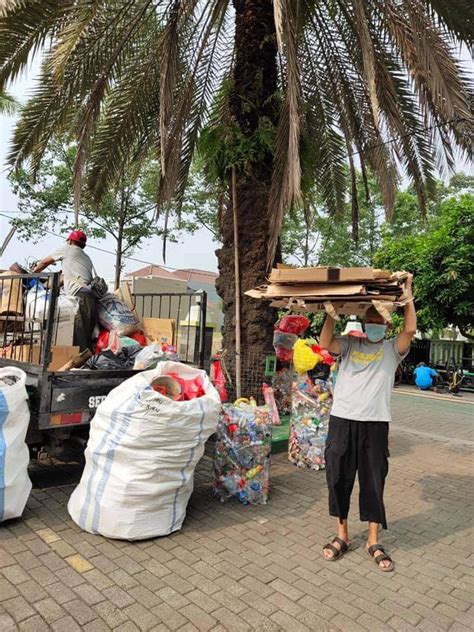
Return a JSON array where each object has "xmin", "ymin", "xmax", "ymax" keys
[
  {"xmin": 231, "ymin": 166, "xmax": 242, "ymax": 399},
  {"xmin": 58, "ymin": 349, "xmax": 93, "ymax": 372}
]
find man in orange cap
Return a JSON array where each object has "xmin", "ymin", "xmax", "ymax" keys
[{"xmin": 34, "ymin": 230, "xmax": 97, "ymax": 351}]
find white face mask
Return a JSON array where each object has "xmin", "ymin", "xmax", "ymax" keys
[{"xmin": 364, "ymin": 323, "xmax": 387, "ymax": 342}]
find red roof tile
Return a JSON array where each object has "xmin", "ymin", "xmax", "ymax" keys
[{"xmin": 126, "ymin": 265, "xmax": 217, "ymax": 284}]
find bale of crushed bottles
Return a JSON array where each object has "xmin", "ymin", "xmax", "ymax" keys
[
  {"xmin": 213, "ymin": 404, "xmax": 272, "ymax": 505},
  {"xmin": 288, "ymin": 375, "xmax": 332, "ymax": 470},
  {"xmin": 272, "ymin": 366, "xmax": 295, "ymax": 415}
]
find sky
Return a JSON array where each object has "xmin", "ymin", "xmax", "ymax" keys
[{"xmin": 0, "ymin": 59, "xmax": 218, "ymax": 280}]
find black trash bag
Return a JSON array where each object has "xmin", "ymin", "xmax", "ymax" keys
[{"xmin": 84, "ymin": 345, "xmax": 142, "ymax": 370}]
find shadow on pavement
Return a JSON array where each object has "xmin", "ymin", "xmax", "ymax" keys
[{"xmin": 385, "ymin": 473, "xmax": 474, "ymax": 551}]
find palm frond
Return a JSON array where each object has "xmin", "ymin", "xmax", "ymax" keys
[
  {"xmin": 72, "ymin": 0, "xmax": 156, "ymax": 220},
  {"xmin": 86, "ymin": 25, "xmax": 162, "ymax": 201},
  {"xmin": 268, "ymin": 0, "xmax": 302, "ymax": 269},
  {"xmin": 0, "ymin": 89, "xmax": 18, "ymax": 114},
  {"xmin": 7, "ymin": 61, "xmax": 77, "ymax": 172},
  {"xmin": 380, "ymin": 0, "xmax": 473, "ymax": 151},
  {"xmin": 0, "ymin": 0, "xmax": 69, "ymax": 90},
  {"xmin": 350, "ymin": 0, "xmax": 380, "ymax": 128},
  {"xmin": 425, "ymin": 0, "xmax": 474, "ymax": 47},
  {"xmin": 157, "ymin": 0, "xmax": 233, "ymax": 218}
]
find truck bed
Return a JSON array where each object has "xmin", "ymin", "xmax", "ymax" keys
[{"xmin": 0, "ymin": 357, "xmax": 139, "ymax": 430}]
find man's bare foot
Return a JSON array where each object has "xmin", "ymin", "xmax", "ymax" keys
[{"xmin": 323, "ymin": 535, "xmax": 350, "ymax": 560}]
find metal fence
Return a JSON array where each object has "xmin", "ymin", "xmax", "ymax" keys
[{"xmin": 132, "ymin": 290, "xmax": 208, "ymax": 369}]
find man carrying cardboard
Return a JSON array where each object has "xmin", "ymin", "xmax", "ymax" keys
[
  {"xmin": 34, "ymin": 230, "xmax": 96, "ymax": 351},
  {"xmin": 320, "ymin": 274, "xmax": 416, "ymax": 572}
]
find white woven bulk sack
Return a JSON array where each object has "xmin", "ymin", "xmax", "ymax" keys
[
  {"xmin": 68, "ymin": 362, "xmax": 221, "ymax": 540},
  {"xmin": 0, "ymin": 367, "xmax": 32, "ymax": 522}
]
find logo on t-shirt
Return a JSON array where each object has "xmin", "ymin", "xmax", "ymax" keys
[{"xmin": 350, "ymin": 347, "xmax": 384, "ymax": 365}]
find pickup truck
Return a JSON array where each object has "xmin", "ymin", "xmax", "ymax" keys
[{"xmin": 0, "ymin": 271, "xmax": 208, "ymax": 459}]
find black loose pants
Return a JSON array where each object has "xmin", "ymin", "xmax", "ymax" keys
[
  {"xmin": 325, "ymin": 415, "xmax": 390, "ymax": 529},
  {"xmin": 73, "ymin": 289, "xmax": 97, "ymax": 352}
]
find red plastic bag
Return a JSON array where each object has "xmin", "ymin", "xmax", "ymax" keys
[
  {"xmin": 275, "ymin": 347, "xmax": 294, "ymax": 363},
  {"xmin": 311, "ymin": 344, "xmax": 335, "ymax": 366},
  {"xmin": 210, "ymin": 357, "xmax": 228, "ymax": 402},
  {"xmin": 129, "ymin": 331, "xmax": 148, "ymax": 347},
  {"xmin": 277, "ymin": 315, "xmax": 310, "ymax": 335},
  {"xmin": 95, "ymin": 330, "xmax": 109, "ymax": 353}
]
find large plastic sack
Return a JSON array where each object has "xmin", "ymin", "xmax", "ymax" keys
[
  {"xmin": 97, "ymin": 293, "xmax": 140, "ymax": 335},
  {"xmin": 25, "ymin": 284, "xmax": 78, "ymax": 321},
  {"xmin": 68, "ymin": 362, "xmax": 221, "ymax": 539},
  {"xmin": 0, "ymin": 368, "xmax": 32, "ymax": 522}
]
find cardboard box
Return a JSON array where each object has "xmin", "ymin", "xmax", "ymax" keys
[
  {"xmin": 2, "ymin": 345, "xmax": 79, "ymax": 370},
  {"xmin": 0, "ymin": 271, "xmax": 23, "ymax": 315},
  {"xmin": 115, "ymin": 282, "xmax": 137, "ymax": 314},
  {"xmin": 142, "ymin": 318, "xmax": 175, "ymax": 345},
  {"xmin": 53, "ymin": 309, "xmax": 75, "ymax": 346},
  {"xmin": 265, "ymin": 283, "xmax": 366, "ymax": 298},
  {"xmin": 269, "ymin": 300, "xmax": 395, "ymax": 318},
  {"xmin": 268, "ymin": 266, "xmax": 390, "ymax": 284}
]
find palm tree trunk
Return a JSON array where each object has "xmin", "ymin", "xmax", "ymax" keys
[{"xmin": 215, "ymin": 0, "xmax": 279, "ymax": 398}]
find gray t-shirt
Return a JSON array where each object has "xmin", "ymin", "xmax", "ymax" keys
[
  {"xmin": 331, "ymin": 336, "xmax": 408, "ymax": 422},
  {"xmin": 50, "ymin": 244, "xmax": 93, "ymax": 297}
]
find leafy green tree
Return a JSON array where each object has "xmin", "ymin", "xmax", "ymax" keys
[
  {"xmin": 9, "ymin": 142, "xmax": 160, "ymax": 288},
  {"xmin": 1, "ymin": 1, "xmax": 472, "ymax": 393},
  {"xmin": 374, "ymin": 193, "xmax": 474, "ymax": 339}
]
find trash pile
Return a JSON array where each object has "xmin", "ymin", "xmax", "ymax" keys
[
  {"xmin": 0, "ymin": 266, "xmax": 180, "ymax": 372},
  {"xmin": 84, "ymin": 287, "xmax": 179, "ymax": 371},
  {"xmin": 272, "ymin": 314, "xmax": 309, "ymax": 364},
  {"xmin": 247, "ymin": 265, "xmax": 407, "ymax": 321},
  {"xmin": 288, "ymin": 374, "xmax": 333, "ymax": 470},
  {"xmin": 213, "ymin": 403, "xmax": 272, "ymax": 505},
  {"xmin": 68, "ymin": 362, "xmax": 221, "ymax": 539}
]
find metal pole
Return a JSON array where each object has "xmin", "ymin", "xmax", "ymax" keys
[
  {"xmin": 198, "ymin": 291, "xmax": 207, "ymax": 369},
  {"xmin": 42, "ymin": 272, "xmax": 60, "ymax": 371},
  {"xmin": 0, "ymin": 226, "xmax": 16, "ymax": 257},
  {"xmin": 232, "ymin": 166, "xmax": 242, "ymax": 398}
]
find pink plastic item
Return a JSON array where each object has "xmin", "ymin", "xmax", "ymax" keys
[{"xmin": 262, "ymin": 383, "xmax": 281, "ymax": 426}]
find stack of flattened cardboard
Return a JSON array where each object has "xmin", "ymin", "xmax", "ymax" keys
[{"xmin": 246, "ymin": 266, "xmax": 406, "ymax": 320}]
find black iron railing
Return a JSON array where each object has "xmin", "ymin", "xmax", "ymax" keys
[{"xmin": 132, "ymin": 290, "xmax": 208, "ymax": 369}]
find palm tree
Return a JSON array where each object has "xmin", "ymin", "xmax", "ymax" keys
[{"xmin": 0, "ymin": 1, "xmax": 472, "ymax": 389}]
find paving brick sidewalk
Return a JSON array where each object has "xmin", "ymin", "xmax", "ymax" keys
[{"xmin": 1, "ymin": 394, "xmax": 473, "ymax": 631}]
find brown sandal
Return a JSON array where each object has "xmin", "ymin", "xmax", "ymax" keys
[
  {"xmin": 323, "ymin": 537, "xmax": 349, "ymax": 561},
  {"xmin": 367, "ymin": 544, "xmax": 394, "ymax": 572}
]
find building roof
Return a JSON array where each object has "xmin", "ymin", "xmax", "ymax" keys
[
  {"xmin": 126, "ymin": 265, "xmax": 176, "ymax": 280},
  {"xmin": 126, "ymin": 265, "xmax": 218, "ymax": 285}
]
